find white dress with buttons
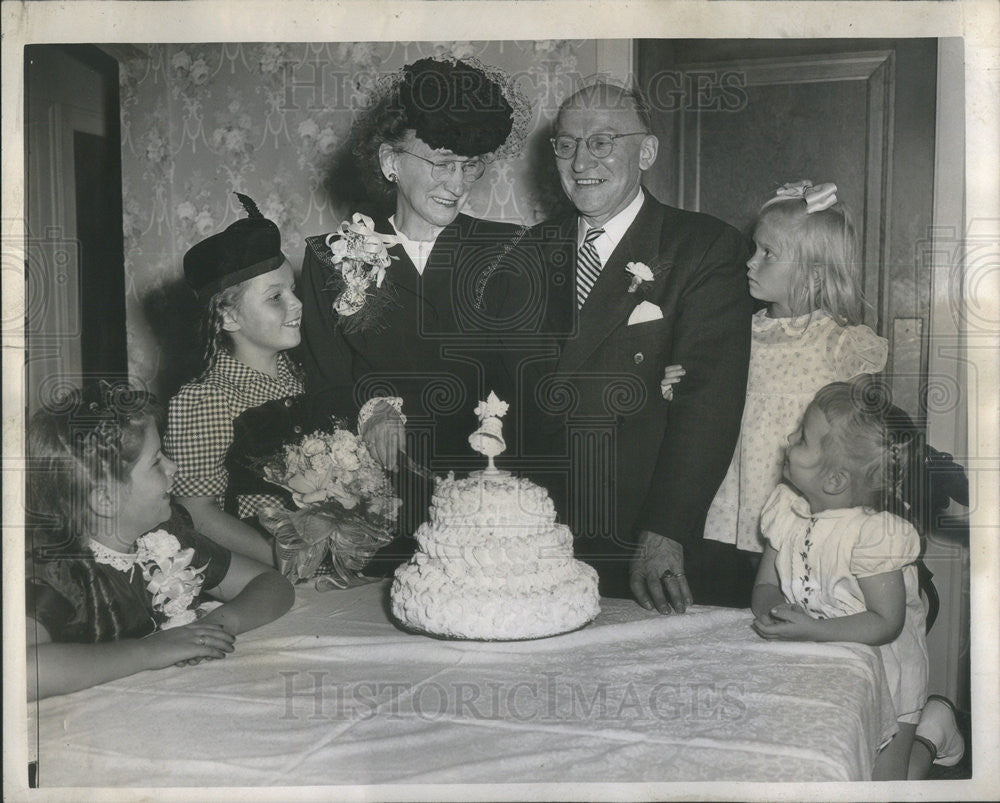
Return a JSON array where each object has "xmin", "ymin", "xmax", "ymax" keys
[
  {"xmin": 703, "ymin": 309, "xmax": 888, "ymax": 552},
  {"xmin": 761, "ymin": 483, "xmax": 929, "ymax": 723}
]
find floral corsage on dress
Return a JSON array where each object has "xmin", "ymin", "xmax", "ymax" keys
[
  {"xmin": 89, "ymin": 530, "xmax": 217, "ymax": 630},
  {"xmin": 319, "ymin": 213, "xmax": 400, "ymax": 333}
]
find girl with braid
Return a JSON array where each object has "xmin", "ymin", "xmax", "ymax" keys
[
  {"xmin": 165, "ymin": 195, "xmax": 404, "ymax": 564},
  {"xmin": 751, "ymin": 376, "xmax": 963, "ymax": 778},
  {"xmin": 26, "ymin": 383, "xmax": 293, "ymax": 700}
]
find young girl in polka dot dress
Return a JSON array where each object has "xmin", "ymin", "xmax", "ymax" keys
[{"xmin": 694, "ymin": 181, "xmax": 887, "ymax": 556}]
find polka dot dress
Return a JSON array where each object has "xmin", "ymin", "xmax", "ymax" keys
[{"xmin": 703, "ymin": 309, "xmax": 887, "ymax": 552}]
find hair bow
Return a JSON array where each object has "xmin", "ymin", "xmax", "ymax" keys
[{"xmin": 766, "ymin": 180, "xmax": 839, "ymax": 214}]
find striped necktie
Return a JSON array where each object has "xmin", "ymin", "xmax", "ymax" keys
[{"xmin": 576, "ymin": 226, "xmax": 605, "ymax": 309}]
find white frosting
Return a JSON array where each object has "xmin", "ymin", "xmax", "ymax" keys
[{"xmin": 391, "ymin": 472, "xmax": 600, "ymax": 639}]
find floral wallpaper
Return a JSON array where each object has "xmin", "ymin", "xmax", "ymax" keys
[{"xmin": 119, "ymin": 40, "xmax": 600, "ymax": 400}]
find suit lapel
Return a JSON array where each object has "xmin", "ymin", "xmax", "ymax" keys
[
  {"xmin": 378, "ymin": 216, "xmax": 466, "ymax": 321},
  {"xmin": 546, "ymin": 216, "xmax": 578, "ymax": 342},
  {"xmin": 421, "ymin": 216, "xmax": 466, "ymax": 321},
  {"xmin": 385, "ymin": 243, "xmax": 420, "ymax": 299},
  {"xmin": 557, "ymin": 197, "xmax": 666, "ymax": 376}
]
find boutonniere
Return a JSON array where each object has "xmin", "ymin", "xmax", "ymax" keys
[
  {"xmin": 324, "ymin": 213, "xmax": 400, "ymax": 333},
  {"xmin": 626, "ymin": 261, "xmax": 656, "ymax": 294}
]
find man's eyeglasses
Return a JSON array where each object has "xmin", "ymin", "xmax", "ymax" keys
[
  {"xmin": 550, "ymin": 132, "xmax": 648, "ymax": 160},
  {"xmin": 397, "ymin": 150, "xmax": 487, "ymax": 183}
]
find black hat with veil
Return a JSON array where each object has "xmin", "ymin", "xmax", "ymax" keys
[
  {"xmin": 393, "ymin": 56, "xmax": 529, "ymax": 158},
  {"xmin": 349, "ymin": 56, "xmax": 531, "ymax": 202}
]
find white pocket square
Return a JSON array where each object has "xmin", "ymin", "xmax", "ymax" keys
[{"xmin": 627, "ymin": 300, "xmax": 664, "ymax": 326}]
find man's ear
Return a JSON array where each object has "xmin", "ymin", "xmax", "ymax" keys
[
  {"xmin": 822, "ymin": 468, "xmax": 851, "ymax": 497},
  {"xmin": 89, "ymin": 485, "xmax": 117, "ymax": 520},
  {"xmin": 639, "ymin": 133, "xmax": 659, "ymax": 171},
  {"xmin": 378, "ymin": 143, "xmax": 399, "ymax": 182}
]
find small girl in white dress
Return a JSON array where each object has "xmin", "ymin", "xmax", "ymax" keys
[
  {"xmin": 752, "ymin": 376, "xmax": 929, "ymax": 780},
  {"xmin": 694, "ymin": 181, "xmax": 888, "ymax": 554}
]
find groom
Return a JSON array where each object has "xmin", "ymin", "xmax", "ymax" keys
[{"xmin": 519, "ymin": 83, "xmax": 754, "ymax": 610}]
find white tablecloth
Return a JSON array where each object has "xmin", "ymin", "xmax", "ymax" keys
[{"xmin": 29, "ymin": 580, "xmax": 897, "ymax": 786}]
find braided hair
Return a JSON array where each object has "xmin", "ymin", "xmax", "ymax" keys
[
  {"xmin": 809, "ymin": 376, "xmax": 909, "ymax": 515},
  {"xmin": 27, "ymin": 382, "xmax": 162, "ymax": 641},
  {"xmin": 198, "ymin": 282, "xmax": 248, "ymax": 379}
]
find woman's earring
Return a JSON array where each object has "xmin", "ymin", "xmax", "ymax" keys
[{"xmin": 387, "ymin": 172, "xmax": 397, "ymax": 183}]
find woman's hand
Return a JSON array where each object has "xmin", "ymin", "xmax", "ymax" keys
[
  {"xmin": 752, "ymin": 602, "xmax": 816, "ymax": 641},
  {"xmin": 359, "ymin": 400, "xmax": 406, "ymax": 469},
  {"xmin": 144, "ymin": 622, "xmax": 235, "ymax": 668},
  {"xmin": 660, "ymin": 364, "xmax": 685, "ymax": 400}
]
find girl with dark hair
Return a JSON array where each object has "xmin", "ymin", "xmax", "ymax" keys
[{"xmin": 25, "ymin": 383, "xmax": 294, "ymax": 701}]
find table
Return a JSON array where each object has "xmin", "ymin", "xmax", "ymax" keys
[{"xmin": 29, "ymin": 580, "xmax": 897, "ymax": 786}]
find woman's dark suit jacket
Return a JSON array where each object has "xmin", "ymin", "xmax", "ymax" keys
[{"xmin": 295, "ymin": 212, "xmax": 540, "ymax": 536}]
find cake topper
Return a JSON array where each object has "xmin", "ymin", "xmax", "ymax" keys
[{"xmin": 469, "ymin": 391, "xmax": 508, "ymax": 474}]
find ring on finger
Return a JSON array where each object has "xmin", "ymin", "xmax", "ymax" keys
[
  {"xmin": 660, "ymin": 570, "xmax": 686, "ymax": 582},
  {"xmin": 197, "ymin": 635, "xmax": 206, "ymax": 646}
]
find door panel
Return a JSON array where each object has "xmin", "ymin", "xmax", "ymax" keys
[{"xmin": 639, "ymin": 39, "xmax": 936, "ymax": 424}]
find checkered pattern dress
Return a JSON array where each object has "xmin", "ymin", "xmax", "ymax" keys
[{"xmin": 165, "ymin": 351, "xmax": 304, "ymax": 520}]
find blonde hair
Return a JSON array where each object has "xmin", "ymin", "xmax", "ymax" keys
[
  {"xmin": 810, "ymin": 377, "xmax": 905, "ymax": 512},
  {"xmin": 754, "ymin": 198, "xmax": 866, "ymax": 325},
  {"xmin": 198, "ymin": 282, "xmax": 249, "ymax": 378}
]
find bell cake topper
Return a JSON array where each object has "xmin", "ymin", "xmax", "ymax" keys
[{"xmin": 468, "ymin": 391, "xmax": 508, "ymax": 474}]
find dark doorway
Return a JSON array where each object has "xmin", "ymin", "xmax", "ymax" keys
[{"xmin": 24, "ymin": 44, "xmax": 127, "ymax": 415}]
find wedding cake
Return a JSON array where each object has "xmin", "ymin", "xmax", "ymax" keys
[{"xmin": 391, "ymin": 394, "xmax": 600, "ymax": 640}]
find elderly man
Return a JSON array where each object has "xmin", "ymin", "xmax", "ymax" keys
[{"xmin": 514, "ymin": 82, "xmax": 755, "ymax": 611}]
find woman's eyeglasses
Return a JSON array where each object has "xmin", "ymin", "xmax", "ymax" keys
[
  {"xmin": 550, "ymin": 132, "xmax": 648, "ymax": 160},
  {"xmin": 398, "ymin": 150, "xmax": 487, "ymax": 183}
]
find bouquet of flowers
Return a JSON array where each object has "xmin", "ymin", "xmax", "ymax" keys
[
  {"xmin": 255, "ymin": 421, "xmax": 401, "ymax": 589},
  {"xmin": 324, "ymin": 212, "xmax": 399, "ymax": 333}
]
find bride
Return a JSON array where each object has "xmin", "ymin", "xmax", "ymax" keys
[{"xmin": 296, "ymin": 55, "xmax": 538, "ymax": 543}]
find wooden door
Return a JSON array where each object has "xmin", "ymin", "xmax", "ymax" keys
[{"xmin": 638, "ymin": 39, "xmax": 938, "ymax": 425}]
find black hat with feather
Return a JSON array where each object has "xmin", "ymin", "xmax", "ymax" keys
[{"xmin": 183, "ymin": 193, "xmax": 287, "ymax": 301}]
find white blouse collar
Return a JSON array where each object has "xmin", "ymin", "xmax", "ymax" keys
[
  {"xmin": 785, "ymin": 488, "xmax": 863, "ymax": 520},
  {"xmin": 388, "ymin": 215, "xmax": 442, "ymax": 276},
  {"xmin": 87, "ymin": 539, "xmax": 138, "ymax": 572}
]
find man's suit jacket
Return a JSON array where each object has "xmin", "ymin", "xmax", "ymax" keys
[{"xmin": 502, "ymin": 194, "xmax": 753, "ymax": 593}]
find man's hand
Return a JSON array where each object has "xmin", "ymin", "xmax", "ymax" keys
[{"xmin": 629, "ymin": 530, "xmax": 694, "ymax": 614}]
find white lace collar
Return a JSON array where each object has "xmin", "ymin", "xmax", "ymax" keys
[{"xmin": 87, "ymin": 539, "xmax": 139, "ymax": 572}]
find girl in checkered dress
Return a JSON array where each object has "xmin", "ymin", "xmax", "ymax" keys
[
  {"xmin": 25, "ymin": 384, "xmax": 294, "ymax": 700},
  {"xmin": 165, "ymin": 196, "xmax": 403, "ymax": 566}
]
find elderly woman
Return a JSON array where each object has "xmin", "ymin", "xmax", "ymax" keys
[{"xmin": 297, "ymin": 56, "xmax": 535, "ymax": 540}]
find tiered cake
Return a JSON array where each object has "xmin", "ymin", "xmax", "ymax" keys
[{"xmin": 390, "ymin": 393, "xmax": 600, "ymax": 640}]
